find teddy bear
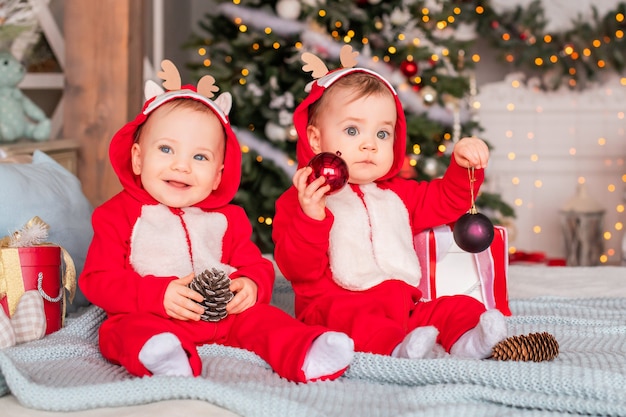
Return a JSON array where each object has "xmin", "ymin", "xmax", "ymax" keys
[{"xmin": 0, "ymin": 51, "xmax": 51, "ymax": 142}]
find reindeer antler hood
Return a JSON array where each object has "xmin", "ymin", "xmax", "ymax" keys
[
  {"xmin": 109, "ymin": 60, "xmax": 241, "ymax": 208},
  {"xmin": 293, "ymin": 45, "xmax": 407, "ymax": 182}
]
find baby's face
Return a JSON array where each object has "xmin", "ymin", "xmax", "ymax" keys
[
  {"xmin": 131, "ymin": 105, "xmax": 225, "ymax": 208},
  {"xmin": 309, "ymin": 88, "xmax": 396, "ymax": 185}
]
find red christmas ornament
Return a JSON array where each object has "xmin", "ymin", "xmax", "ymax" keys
[
  {"xmin": 400, "ymin": 60, "xmax": 418, "ymax": 77},
  {"xmin": 307, "ymin": 152, "xmax": 349, "ymax": 194}
]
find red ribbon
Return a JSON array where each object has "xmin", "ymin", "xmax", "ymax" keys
[
  {"xmin": 415, "ymin": 224, "xmax": 512, "ymax": 316},
  {"xmin": 509, "ymin": 251, "xmax": 546, "ymax": 264},
  {"xmin": 509, "ymin": 251, "xmax": 566, "ymax": 266}
]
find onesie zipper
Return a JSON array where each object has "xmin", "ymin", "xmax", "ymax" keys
[
  {"xmin": 350, "ymin": 184, "xmax": 374, "ymax": 245},
  {"xmin": 349, "ymin": 184, "xmax": 412, "ymax": 323},
  {"xmin": 171, "ymin": 207, "xmax": 195, "ymax": 272}
]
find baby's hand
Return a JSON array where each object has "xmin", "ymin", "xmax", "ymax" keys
[
  {"xmin": 163, "ymin": 273, "xmax": 205, "ymax": 321},
  {"xmin": 453, "ymin": 137, "xmax": 489, "ymax": 169},
  {"xmin": 293, "ymin": 166, "xmax": 330, "ymax": 221},
  {"xmin": 226, "ymin": 277, "xmax": 258, "ymax": 315}
]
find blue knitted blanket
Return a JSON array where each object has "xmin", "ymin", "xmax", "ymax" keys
[{"xmin": 1, "ymin": 278, "xmax": 626, "ymax": 417}]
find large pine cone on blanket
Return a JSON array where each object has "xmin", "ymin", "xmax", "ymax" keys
[
  {"xmin": 188, "ymin": 268, "xmax": 234, "ymax": 322},
  {"xmin": 491, "ymin": 332, "xmax": 559, "ymax": 362}
]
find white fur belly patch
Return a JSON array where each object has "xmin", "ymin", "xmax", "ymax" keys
[
  {"xmin": 130, "ymin": 205, "xmax": 233, "ymax": 278},
  {"xmin": 326, "ymin": 184, "xmax": 421, "ymax": 290}
]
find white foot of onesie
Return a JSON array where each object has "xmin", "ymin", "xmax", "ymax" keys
[
  {"xmin": 450, "ymin": 309, "xmax": 508, "ymax": 359},
  {"xmin": 302, "ymin": 331, "xmax": 355, "ymax": 381},
  {"xmin": 392, "ymin": 326, "xmax": 439, "ymax": 359},
  {"xmin": 138, "ymin": 332, "xmax": 193, "ymax": 376}
]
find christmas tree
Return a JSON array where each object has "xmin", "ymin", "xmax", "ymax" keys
[{"xmin": 185, "ymin": 0, "xmax": 516, "ymax": 252}]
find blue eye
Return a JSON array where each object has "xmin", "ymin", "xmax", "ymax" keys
[
  {"xmin": 377, "ymin": 131, "xmax": 390, "ymax": 140},
  {"xmin": 346, "ymin": 126, "xmax": 358, "ymax": 136},
  {"xmin": 159, "ymin": 145, "xmax": 172, "ymax": 154},
  {"xmin": 194, "ymin": 154, "xmax": 208, "ymax": 161}
]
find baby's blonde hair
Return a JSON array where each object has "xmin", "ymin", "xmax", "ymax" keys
[
  {"xmin": 308, "ymin": 72, "xmax": 393, "ymax": 126},
  {"xmin": 134, "ymin": 98, "xmax": 225, "ymax": 144}
]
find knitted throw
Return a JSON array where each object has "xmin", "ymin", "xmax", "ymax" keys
[{"xmin": 1, "ymin": 278, "xmax": 626, "ymax": 417}]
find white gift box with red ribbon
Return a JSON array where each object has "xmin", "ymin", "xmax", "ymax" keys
[{"xmin": 414, "ymin": 224, "xmax": 511, "ymax": 316}]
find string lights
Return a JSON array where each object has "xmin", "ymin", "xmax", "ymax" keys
[
  {"xmin": 188, "ymin": 0, "xmax": 625, "ymax": 256},
  {"xmin": 475, "ymin": 2, "xmax": 626, "ymax": 90},
  {"xmin": 477, "ymin": 72, "xmax": 626, "ymax": 264}
]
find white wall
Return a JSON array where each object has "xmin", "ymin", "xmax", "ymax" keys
[
  {"xmin": 478, "ymin": 74, "xmax": 626, "ymax": 264},
  {"xmin": 474, "ymin": 0, "xmax": 626, "ymax": 265}
]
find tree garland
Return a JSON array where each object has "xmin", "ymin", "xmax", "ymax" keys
[
  {"xmin": 317, "ymin": 0, "xmax": 626, "ymax": 90},
  {"xmin": 476, "ymin": 0, "xmax": 626, "ymax": 89}
]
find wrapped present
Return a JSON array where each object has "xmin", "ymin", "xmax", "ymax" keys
[
  {"xmin": 509, "ymin": 250, "xmax": 547, "ymax": 265},
  {"xmin": 414, "ymin": 223, "xmax": 511, "ymax": 316},
  {"xmin": 0, "ymin": 217, "xmax": 76, "ymax": 347},
  {"xmin": 509, "ymin": 250, "xmax": 566, "ymax": 266}
]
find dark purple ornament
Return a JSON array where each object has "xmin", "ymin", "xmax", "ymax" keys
[
  {"xmin": 307, "ymin": 152, "xmax": 349, "ymax": 194},
  {"xmin": 453, "ymin": 211, "xmax": 495, "ymax": 253}
]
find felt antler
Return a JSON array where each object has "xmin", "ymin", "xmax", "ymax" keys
[
  {"xmin": 147, "ymin": 58, "xmax": 228, "ymax": 112},
  {"xmin": 301, "ymin": 52, "xmax": 330, "ymax": 79},
  {"xmin": 301, "ymin": 45, "xmax": 360, "ymax": 79},
  {"xmin": 339, "ymin": 45, "xmax": 358, "ymax": 69},
  {"xmin": 157, "ymin": 59, "xmax": 182, "ymax": 91},
  {"xmin": 197, "ymin": 75, "xmax": 219, "ymax": 99}
]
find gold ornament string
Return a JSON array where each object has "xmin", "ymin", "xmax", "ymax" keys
[{"xmin": 468, "ymin": 167, "xmax": 478, "ymax": 215}]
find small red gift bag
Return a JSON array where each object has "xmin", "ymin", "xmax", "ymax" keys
[
  {"xmin": 0, "ymin": 218, "xmax": 76, "ymax": 346},
  {"xmin": 0, "ymin": 246, "xmax": 68, "ymax": 334},
  {"xmin": 414, "ymin": 224, "xmax": 511, "ymax": 316}
]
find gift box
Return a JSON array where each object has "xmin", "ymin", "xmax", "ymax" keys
[
  {"xmin": 509, "ymin": 250, "xmax": 566, "ymax": 266},
  {"xmin": 414, "ymin": 223, "xmax": 511, "ymax": 316},
  {"xmin": 0, "ymin": 218, "xmax": 76, "ymax": 346},
  {"xmin": 0, "ymin": 245, "xmax": 75, "ymax": 335}
]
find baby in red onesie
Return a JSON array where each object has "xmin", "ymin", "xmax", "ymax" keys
[
  {"xmin": 273, "ymin": 54, "xmax": 508, "ymax": 360},
  {"xmin": 79, "ymin": 60, "xmax": 354, "ymax": 382}
]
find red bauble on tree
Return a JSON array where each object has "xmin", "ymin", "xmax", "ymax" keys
[
  {"xmin": 399, "ymin": 155, "xmax": 418, "ymax": 179},
  {"xmin": 307, "ymin": 152, "xmax": 349, "ymax": 194},
  {"xmin": 400, "ymin": 60, "xmax": 418, "ymax": 77}
]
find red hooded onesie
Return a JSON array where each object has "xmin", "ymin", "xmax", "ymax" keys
[
  {"xmin": 80, "ymin": 85, "xmax": 334, "ymax": 382},
  {"xmin": 273, "ymin": 68, "xmax": 487, "ymax": 355}
]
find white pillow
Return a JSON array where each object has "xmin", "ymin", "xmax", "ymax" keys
[{"xmin": 0, "ymin": 150, "xmax": 93, "ymax": 312}]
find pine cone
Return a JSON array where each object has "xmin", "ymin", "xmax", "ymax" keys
[
  {"xmin": 491, "ymin": 332, "xmax": 559, "ymax": 362},
  {"xmin": 189, "ymin": 268, "xmax": 234, "ymax": 322}
]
